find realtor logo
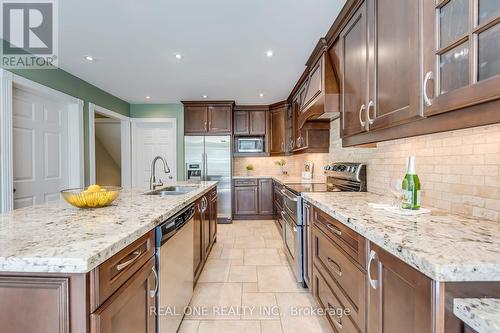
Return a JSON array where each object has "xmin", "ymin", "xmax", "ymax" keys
[{"xmin": 1, "ymin": 0, "xmax": 58, "ymax": 68}]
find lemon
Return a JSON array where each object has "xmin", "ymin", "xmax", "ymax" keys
[{"xmin": 87, "ymin": 184, "xmax": 102, "ymax": 192}]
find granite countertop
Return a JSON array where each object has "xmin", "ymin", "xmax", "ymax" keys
[
  {"xmin": 0, "ymin": 181, "xmax": 217, "ymax": 274},
  {"xmin": 233, "ymin": 175, "xmax": 325, "ymax": 184},
  {"xmin": 454, "ymin": 298, "xmax": 500, "ymax": 333},
  {"xmin": 302, "ymin": 192, "xmax": 500, "ymax": 282}
]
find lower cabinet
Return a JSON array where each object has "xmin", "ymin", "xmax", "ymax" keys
[
  {"xmin": 233, "ymin": 178, "xmax": 274, "ymax": 219},
  {"xmin": 194, "ymin": 189, "xmax": 218, "ymax": 283},
  {"xmin": 90, "ymin": 257, "xmax": 157, "ymax": 333},
  {"xmin": 367, "ymin": 242, "xmax": 433, "ymax": 333}
]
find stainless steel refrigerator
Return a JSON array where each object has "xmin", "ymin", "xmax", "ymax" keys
[{"xmin": 184, "ymin": 136, "xmax": 232, "ymax": 223}]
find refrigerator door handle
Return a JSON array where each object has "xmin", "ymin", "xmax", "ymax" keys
[{"xmin": 202, "ymin": 152, "xmax": 207, "ymax": 181}]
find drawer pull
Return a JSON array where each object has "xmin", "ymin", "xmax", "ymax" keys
[
  {"xmin": 327, "ymin": 303, "xmax": 343, "ymax": 330},
  {"xmin": 326, "ymin": 223, "xmax": 342, "ymax": 236},
  {"xmin": 116, "ymin": 250, "xmax": 142, "ymax": 271},
  {"xmin": 150, "ymin": 266, "xmax": 158, "ymax": 298},
  {"xmin": 368, "ymin": 250, "xmax": 379, "ymax": 290},
  {"xmin": 326, "ymin": 257, "xmax": 343, "ymax": 277}
]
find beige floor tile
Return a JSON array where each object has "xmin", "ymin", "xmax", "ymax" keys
[
  {"xmin": 187, "ymin": 283, "xmax": 242, "ymax": 320},
  {"xmin": 257, "ymin": 266, "xmax": 306, "ymax": 293},
  {"xmin": 220, "ymin": 248, "xmax": 244, "ymax": 260},
  {"xmin": 234, "ymin": 238, "xmax": 267, "ymax": 249},
  {"xmin": 197, "ymin": 320, "xmax": 261, "ymax": 333},
  {"xmin": 231, "ymin": 258, "xmax": 245, "ymax": 265},
  {"xmin": 241, "ymin": 293, "xmax": 279, "ymax": 320},
  {"xmin": 242, "ymin": 282, "xmax": 259, "ymax": 293},
  {"xmin": 228, "ymin": 265, "xmax": 258, "ymax": 282},
  {"xmin": 260, "ymin": 320, "xmax": 283, "ymax": 333},
  {"xmin": 244, "ymin": 248, "xmax": 282, "ymax": 266},
  {"xmin": 178, "ymin": 320, "xmax": 200, "ymax": 333},
  {"xmin": 197, "ymin": 259, "xmax": 231, "ymax": 283},
  {"xmin": 265, "ymin": 239, "xmax": 284, "ymax": 249},
  {"xmin": 275, "ymin": 293, "xmax": 332, "ymax": 333}
]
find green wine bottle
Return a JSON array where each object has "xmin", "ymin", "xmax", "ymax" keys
[{"xmin": 402, "ymin": 156, "xmax": 421, "ymax": 210}]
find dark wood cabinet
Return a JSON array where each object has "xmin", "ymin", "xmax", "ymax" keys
[
  {"xmin": 90, "ymin": 258, "xmax": 156, "ymax": 333},
  {"xmin": 233, "ymin": 109, "xmax": 267, "ymax": 135},
  {"xmin": 233, "ymin": 111, "xmax": 249, "ymax": 135},
  {"xmin": 193, "ymin": 199, "xmax": 203, "ymax": 281},
  {"xmin": 367, "ymin": 0, "xmax": 421, "ymax": 130},
  {"xmin": 209, "ymin": 189, "xmax": 217, "ymax": 244},
  {"xmin": 183, "ymin": 101, "xmax": 234, "ymax": 135},
  {"xmin": 258, "ymin": 179, "xmax": 273, "ymax": 215},
  {"xmin": 422, "ymin": 0, "xmax": 500, "ymax": 117},
  {"xmin": 233, "ymin": 185, "xmax": 259, "ymax": 215},
  {"xmin": 367, "ymin": 242, "xmax": 433, "ymax": 333},
  {"xmin": 203, "ymin": 196, "xmax": 211, "ymax": 255},
  {"xmin": 194, "ymin": 191, "xmax": 217, "ymax": 283},
  {"xmin": 269, "ymin": 103, "xmax": 286, "ymax": 154},
  {"xmin": 303, "ymin": 201, "xmax": 312, "ymax": 287}
]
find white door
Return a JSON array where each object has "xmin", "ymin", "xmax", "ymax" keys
[
  {"xmin": 12, "ymin": 87, "xmax": 69, "ymax": 209},
  {"xmin": 132, "ymin": 121, "xmax": 176, "ymax": 188}
]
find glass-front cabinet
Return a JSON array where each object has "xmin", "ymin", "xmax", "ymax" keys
[{"xmin": 423, "ymin": 0, "xmax": 500, "ymax": 116}]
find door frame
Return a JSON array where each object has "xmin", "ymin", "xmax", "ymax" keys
[
  {"xmin": 0, "ymin": 69, "xmax": 85, "ymax": 212},
  {"xmin": 88, "ymin": 103, "xmax": 131, "ymax": 188},
  {"xmin": 130, "ymin": 118, "xmax": 177, "ymax": 187}
]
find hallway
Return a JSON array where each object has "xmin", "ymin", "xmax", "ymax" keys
[{"xmin": 179, "ymin": 220, "xmax": 332, "ymax": 333}]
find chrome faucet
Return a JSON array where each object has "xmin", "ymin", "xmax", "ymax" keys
[{"xmin": 150, "ymin": 156, "xmax": 171, "ymax": 190}]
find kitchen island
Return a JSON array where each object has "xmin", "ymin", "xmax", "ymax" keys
[{"xmin": 0, "ymin": 181, "xmax": 217, "ymax": 333}]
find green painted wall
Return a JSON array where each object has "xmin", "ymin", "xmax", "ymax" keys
[{"xmin": 130, "ymin": 104, "xmax": 185, "ymax": 180}]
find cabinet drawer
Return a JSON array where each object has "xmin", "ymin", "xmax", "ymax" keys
[
  {"xmin": 90, "ymin": 230, "xmax": 155, "ymax": 312},
  {"xmin": 313, "ymin": 226, "xmax": 366, "ymax": 329},
  {"xmin": 313, "ymin": 267, "xmax": 361, "ymax": 333},
  {"xmin": 313, "ymin": 207, "xmax": 366, "ymax": 266},
  {"xmin": 233, "ymin": 179, "xmax": 258, "ymax": 186}
]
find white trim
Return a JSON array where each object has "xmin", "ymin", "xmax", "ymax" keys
[
  {"xmin": 131, "ymin": 118, "xmax": 177, "ymax": 187},
  {"xmin": 88, "ymin": 103, "xmax": 132, "ymax": 188},
  {"xmin": 0, "ymin": 70, "xmax": 14, "ymax": 213},
  {"xmin": 0, "ymin": 69, "xmax": 84, "ymax": 212}
]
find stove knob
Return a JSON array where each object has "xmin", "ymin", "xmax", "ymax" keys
[{"xmin": 339, "ymin": 165, "xmax": 346, "ymax": 172}]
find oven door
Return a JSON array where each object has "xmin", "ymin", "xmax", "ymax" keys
[
  {"xmin": 281, "ymin": 187, "xmax": 298, "ymax": 222},
  {"xmin": 236, "ymin": 138, "xmax": 264, "ymax": 153},
  {"xmin": 281, "ymin": 209, "xmax": 303, "ymax": 283}
]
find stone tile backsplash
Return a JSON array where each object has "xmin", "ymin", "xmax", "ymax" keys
[{"xmin": 329, "ymin": 119, "xmax": 500, "ymax": 222}]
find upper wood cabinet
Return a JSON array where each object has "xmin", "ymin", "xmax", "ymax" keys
[
  {"xmin": 422, "ymin": 0, "xmax": 500, "ymax": 116},
  {"xmin": 183, "ymin": 101, "xmax": 234, "ymax": 135},
  {"xmin": 269, "ymin": 102, "xmax": 287, "ymax": 154},
  {"xmin": 367, "ymin": 0, "xmax": 421, "ymax": 130},
  {"xmin": 233, "ymin": 107, "xmax": 268, "ymax": 135}
]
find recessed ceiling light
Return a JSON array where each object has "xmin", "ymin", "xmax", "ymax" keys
[
  {"xmin": 84, "ymin": 55, "xmax": 94, "ymax": 61},
  {"xmin": 146, "ymin": 96, "xmax": 151, "ymax": 99},
  {"xmin": 266, "ymin": 50, "xmax": 273, "ymax": 57},
  {"xmin": 175, "ymin": 54, "xmax": 182, "ymax": 60},
  {"xmin": 259, "ymin": 93, "xmax": 264, "ymax": 97},
  {"xmin": 203, "ymin": 95, "xmax": 208, "ymax": 99}
]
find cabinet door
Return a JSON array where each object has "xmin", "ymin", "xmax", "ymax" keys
[
  {"xmin": 302, "ymin": 60, "xmax": 323, "ymax": 112},
  {"xmin": 303, "ymin": 201, "xmax": 312, "ymax": 287},
  {"xmin": 233, "ymin": 186, "xmax": 258, "ymax": 215},
  {"xmin": 185, "ymin": 105, "xmax": 208, "ymax": 134},
  {"xmin": 202, "ymin": 197, "xmax": 211, "ymax": 256},
  {"xmin": 339, "ymin": 1, "xmax": 368, "ymax": 138},
  {"xmin": 193, "ymin": 201, "xmax": 203, "ymax": 280},
  {"xmin": 423, "ymin": 0, "xmax": 500, "ymax": 116},
  {"xmin": 249, "ymin": 111, "xmax": 267, "ymax": 135},
  {"xmin": 233, "ymin": 111, "xmax": 249, "ymax": 135},
  {"xmin": 209, "ymin": 190, "xmax": 217, "ymax": 244},
  {"xmin": 208, "ymin": 106, "xmax": 232, "ymax": 133},
  {"xmin": 258, "ymin": 179, "xmax": 273, "ymax": 215},
  {"xmin": 270, "ymin": 108, "xmax": 285, "ymax": 153},
  {"xmin": 367, "ymin": 242, "xmax": 432, "ymax": 333},
  {"xmin": 91, "ymin": 258, "xmax": 156, "ymax": 333},
  {"xmin": 367, "ymin": 0, "xmax": 421, "ymax": 130}
]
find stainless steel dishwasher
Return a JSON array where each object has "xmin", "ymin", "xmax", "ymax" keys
[{"xmin": 155, "ymin": 204, "xmax": 195, "ymax": 333}]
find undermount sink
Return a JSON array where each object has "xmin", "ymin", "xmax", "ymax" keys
[{"xmin": 145, "ymin": 186, "xmax": 198, "ymax": 196}]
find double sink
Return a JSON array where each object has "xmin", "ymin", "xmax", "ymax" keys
[{"xmin": 145, "ymin": 186, "xmax": 199, "ymax": 196}]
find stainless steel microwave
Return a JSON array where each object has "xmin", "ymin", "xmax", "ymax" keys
[{"xmin": 236, "ymin": 137, "xmax": 264, "ymax": 153}]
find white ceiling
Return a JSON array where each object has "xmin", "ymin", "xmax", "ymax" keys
[{"xmin": 58, "ymin": 0, "xmax": 346, "ymax": 104}]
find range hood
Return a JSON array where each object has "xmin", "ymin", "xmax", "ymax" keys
[{"xmin": 297, "ymin": 41, "xmax": 340, "ymax": 128}]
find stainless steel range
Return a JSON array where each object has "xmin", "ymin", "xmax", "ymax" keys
[{"xmin": 279, "ymin": 162, "xmax": 367, "ymax": 285}]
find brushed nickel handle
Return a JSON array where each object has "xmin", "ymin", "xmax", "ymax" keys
[
  {"xmin": 368, "ymin": 250, "xmax": 379, "ymax": 290},
  {"xmin": 358, "ymin": 104, "xmax": 366, "ymax": 128},
  {"xmin": 116, "ymin": 250, "xmax": 142, "ymax": 271},
  {"xmin": 423, "ymin": 71, "xmax": 434, "ymax": 107},
  {"xmin": 325, "ymin": 223, "xmax": 342, "ymax": 236},
  {"xmin": 367, "ymin": 100, "xmax": 375, "ymax": 125},
  {"xmin": 327, "ymin": 257, "xmax": 343, "ymax": 276},
  {"xmin": 150, "ymin": 266, "xmax": 158, "ymax": 298}
]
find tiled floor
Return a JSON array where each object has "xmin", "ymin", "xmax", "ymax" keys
[{"xmin": 179, "ymin": 220, "xmax": 332, "ymax": 333}]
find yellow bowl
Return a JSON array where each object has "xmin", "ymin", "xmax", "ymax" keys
[{"xmin": 61, "ymin": 186, "xmax": 122, "ymax": 208}]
